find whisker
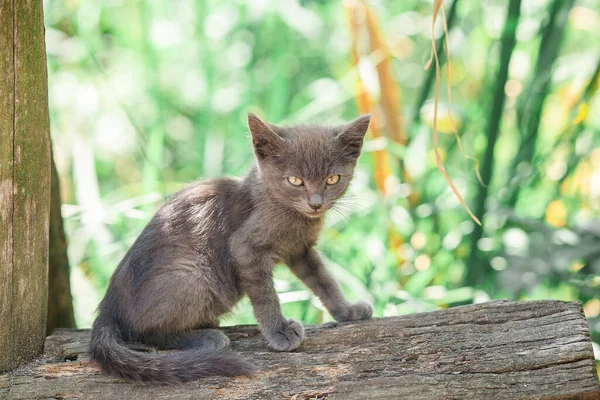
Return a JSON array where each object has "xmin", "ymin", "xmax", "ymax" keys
[{"xmin": 328, "ymin": 205, "xmax": 352, "ymax": 224}]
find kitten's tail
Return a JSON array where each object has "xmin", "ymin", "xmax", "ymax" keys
[{"xmin": 90, "ymin": 320, "xmax": 255, "ymax": 383}]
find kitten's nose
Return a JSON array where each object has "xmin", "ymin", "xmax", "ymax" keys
[{"xmin": 308, "ymin": 194, "xmax": 323, "ymax": 210}]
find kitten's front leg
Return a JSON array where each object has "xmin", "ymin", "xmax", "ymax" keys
[
  {"xmin": 233, "ymin": 243, "xmax": 304, "ymax": 351},
  {"xmin": 289, "ymin": 248, "xmax": 373, "ymax": 322}
]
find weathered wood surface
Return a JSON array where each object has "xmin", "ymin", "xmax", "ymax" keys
[
  {"xmin": 0, "ymin": 0, "xmax": 51, "ymax": 372},
  {"xmin": 1, "ymin": 300, "xmax": 598, "ymax": 399}
]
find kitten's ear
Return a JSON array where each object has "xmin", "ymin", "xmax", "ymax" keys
[
  {"xmin": 247, "ymin": 113, "xmax": 283, "ymax": 159},
  {"xmin": 337, "ymin": 114, "xmax": 371, "ymax": 158}
]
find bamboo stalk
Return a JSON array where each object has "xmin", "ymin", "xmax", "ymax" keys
[
  {"xmin": 346, "ymin": 2, "xmax": 392, "ymax": 194},
  {"xmin": 556, "ymin": 60, "xmax": 600, "ymax": 186},
  {"xmin": 518, "ymin": 57, "xmax": 600, "ymax": 195},
  {"xmin": 504, "ymin": 0, "xmax": 576, "ymax": 208},
  {"xmin": 193, "ymin": 0, "xmax": 213, "ymax": 177},
  {"xmin": 266, "ymin": 15, "xmax": 291, "ymax": 123},
  {"xmin": 140, "ymin": 1, "xmax": 167, "ymax": 199},
  {"xmin": 427, "ymin": 0, "xmax": 481, "ymax": 225},
  {"xmin": 363, "ymin": 6, "xmax": 406, "ymax": 146},
  {"xmin": 465, "ymin": 0, "xmax": 522, "ymax": 286},
  {"xmin": 363, "ymin": 4, "xmax": 419, "ymax": 204}
]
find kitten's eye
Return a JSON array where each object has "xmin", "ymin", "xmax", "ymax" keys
[
  {"xmin": 287, "ymin": 176, "xmax": 304, "ymax": 186},
  {"xmin": 326, "ymin": 175, "xmax": 341, "ymax": 185}
]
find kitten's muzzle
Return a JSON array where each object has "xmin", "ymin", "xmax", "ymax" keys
[{"xmin": 308, "ymin": 194, "xmax": 324, "ymax": 210}]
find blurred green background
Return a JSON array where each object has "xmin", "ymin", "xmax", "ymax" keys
[{"xmin": 44, "ymin": 0, "xmax": 599, "ymax": 362}]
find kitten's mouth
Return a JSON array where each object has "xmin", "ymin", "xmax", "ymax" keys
[
  {"xmin": 295, "ymin": 204, "xmax": 328, "ymax": 218},
  {"xmin": 302, "ymin": 208, "xmax": 326, "ymax": 219}
]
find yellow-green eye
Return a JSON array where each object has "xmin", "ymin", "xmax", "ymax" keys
[
  {"xmin": 326, "ymin": 175, "xmax": 341, "ymax": 185},
  {"xmin": 287, "ymin": 176, "xmax": 304, "ymax": 186}
]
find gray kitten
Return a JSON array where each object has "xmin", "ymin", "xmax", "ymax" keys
[{"xmin": 90, "ymin": 113, "xmax": 373, "ymax": 383}]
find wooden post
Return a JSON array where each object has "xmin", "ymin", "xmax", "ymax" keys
[{"xmin": 0, "ymin": 0, "xmax": 51, "ymax": 372}]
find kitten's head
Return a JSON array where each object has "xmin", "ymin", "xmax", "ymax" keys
[{"xmin": 247, "ymin": 113, "xmax": 371, "ymax": 218}]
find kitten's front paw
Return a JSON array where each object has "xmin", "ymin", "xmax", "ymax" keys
[
  {"xmin": 335, "ymin": 301, "xmax": 373, "ymax": 322},
  {"xmin": 264, "ymin": 319, "xmax": 304, "ymax": 351}
]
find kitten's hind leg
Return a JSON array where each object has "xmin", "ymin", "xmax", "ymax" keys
[{"xmin": 140, "ymin": 329, "xmax": 230, "ymax": 351}]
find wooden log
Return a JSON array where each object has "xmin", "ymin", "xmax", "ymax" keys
[
  {"xmin": 0, "ymin": 0, "xmax": 51, "ymax": 372},
  {"xmin": 1, "ymin": 300, "xmax": 598, "ymax": 399}
]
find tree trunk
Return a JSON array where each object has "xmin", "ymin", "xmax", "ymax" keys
[
  {"xmin": 47, "ymin": 150, "xmax": 76, "ymax": 335},
  {"xmin": 0, "ymin": 0, "xmax": 51, "ymax": 372},
  {"xmin": 1, "ymin": 300, "xmax": 598, "ymax": 399}
]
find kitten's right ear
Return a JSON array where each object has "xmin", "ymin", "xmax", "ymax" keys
[
  {"xmin": 248, "ymin": 113, "xmax": 283, "ymax": 159},
  {"xmin": 337, "ymin": 114, "xmax": 371, "ymax": 158}
]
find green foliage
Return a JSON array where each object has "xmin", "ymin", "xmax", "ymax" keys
[{"xmin": 45, "ymin": 0, "xmax": 600, "ymax": 359}]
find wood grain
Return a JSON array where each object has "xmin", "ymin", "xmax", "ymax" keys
[
  {"xmin": 0, "ymin": 0, "xmax": 16, "ymax": 374},
  {"xmin": 1, "ymin": 300, "xmax": 598, "ymax": 399},
  {"xmin": 0, "ymin": 0, "xmax": 51, "ymax": 372}
]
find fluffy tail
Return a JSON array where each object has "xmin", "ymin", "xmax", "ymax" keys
[{"xmin": 90, "ymin": 324, "xmax": 255, "ymax": 383}]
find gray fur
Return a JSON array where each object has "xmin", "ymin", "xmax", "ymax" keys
[{"xmin": 90, "ymin": 113, "xmax": 373, "ymax": 383}]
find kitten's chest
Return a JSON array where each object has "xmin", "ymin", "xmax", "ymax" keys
[{"xmin": 261, "ymin": 216, "xmax": 322, "ymax": 258}]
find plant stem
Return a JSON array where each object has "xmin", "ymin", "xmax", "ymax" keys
[
  {"xmin": 411, "ymin": 0, "xmax": 460, "ymax": 129},
  {"xmin": 465, "ymin": 0, "xmax": 522, "ymax": 286},
  {"xmin": 140, "ymin": 1, "xmax": 167, "ymax": 199},
  {"xmin": 504, "ymin": 0, "xmax": 576, "ymax": 208}
]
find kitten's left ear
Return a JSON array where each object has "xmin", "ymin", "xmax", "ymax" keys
[{"xmin": 337, "ymin": 114, "xmax": 371, "ymax": 158}]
